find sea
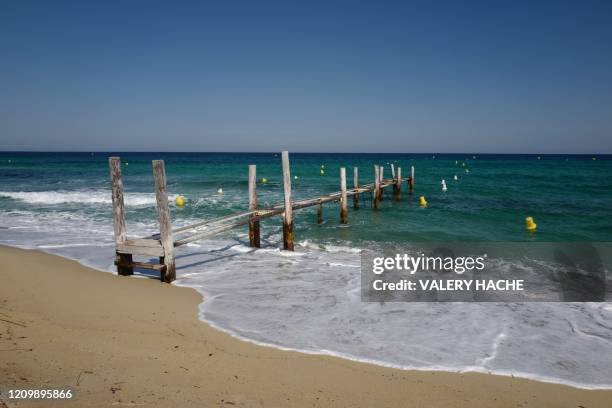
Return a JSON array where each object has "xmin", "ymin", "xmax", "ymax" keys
[{"xmin": 1, "ymin": 152, "xmax": 611, "ymax": 388}]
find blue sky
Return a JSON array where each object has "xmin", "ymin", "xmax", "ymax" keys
[{"xmin": 1, "ymin": 1, "xmax": 611, "ymax": 153}]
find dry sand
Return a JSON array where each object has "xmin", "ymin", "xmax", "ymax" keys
[{"xmin": 1, "ymin": 245, "xmax": 611, "ymax": 407}]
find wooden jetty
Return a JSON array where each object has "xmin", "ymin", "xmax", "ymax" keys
[{"xmin": 109, "ymin": 152, "xmax": 414, "ymax": 283}]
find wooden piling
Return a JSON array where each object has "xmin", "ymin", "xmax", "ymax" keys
[
  {"xmin": 379, "ymin": 166, "xmax": 384, "ymax": 201},
  {"xmin": 281, "ymin": 151, "xmax": 294, "ymax": 251},
  {"xmin": 107, "ymin": 152, "xmax": 418, "ymax": 276},
  {"xmin": 391, "ymin": 163, "xmax": 398, "ymax": 196},
  {"xmin": 374, "ymin": 165, "xmax": 381, "ymax": 209},
  {"xmin": 152, "ymin": 160, "xmax": 176, "ymax": 283},
  {"xmin": 248, "ymin": 164, "xmax": 260, "ymax": 248},
  {"xmin": 353, "ymin": 166, "xmax": 359, "ymax": 209},
  {"xmin": 109, "ymin": 157, "xmax": 133, "ymax": 276},
  {"xmin": 340, "ymin": 167, "xmax": 348, "ymax": 224},
  {"xmin": 395, "ymin": 167, "xmax": 402, "ymax": 201}
]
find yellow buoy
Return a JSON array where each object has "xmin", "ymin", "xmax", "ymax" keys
[
  {"xmin": 525, "ymin": 216, "xmax": 537, "ymax": 231},
  {"xmin": 419, "ymin": 196, "xmax": 428, "ymax": 207},
  {"xmin": 320, "ymin": 169, "xmax": 325, "ymax": 176},
  {"xmin": 175, "ymin": 195, "xmax": 185, "ymax": 207},
  {"xmin": 261, "ymin": 177, "xmax": 267, "ymax": 184}
]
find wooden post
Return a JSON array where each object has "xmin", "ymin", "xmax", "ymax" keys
[
  {"xmin": 248, "ymin": 165, "xmax": 260, "ymax": 248},
  {"xmin": 410, "ymin": 165, "xmax": 415, "ymax": 193},
  {"xmin": 374, "ymin": 165, "xmax": 381, "ymax": 209},
  {"xmin": 317, "ymin": 202, "xmax": 323, "ymax": 224},
  {"xmin": 379, "ymin": 165, "xmax": 384, "ymax": 201},
  {"xmin": 281, "ymin": 151, "xmax": 294, "ymax": 251},
  {"xmin": 109, "ymin": 157, "xmax": 133, "ymax": 276},
  {"xmin": 391, "ymin": 163, "xmax": 398, "ymax": 196},
  {"xmin": 353, "ymin": 166, "xmax": 359, "ymax": 209},
  {"xmin": 395, "ymin": 167, "xmax": 401, "ymax": 201},
  {"xmin": 152, "ymin": 160, "xmax": 176, "ymax": 283},
  {"xmin": 340, "ymin": 167, "xmax": 348, "ymax": 224}
]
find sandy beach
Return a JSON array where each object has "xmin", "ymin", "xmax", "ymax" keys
[{"xmin": 1, "ymin": 246, "xmax": 611, "ymax": 407}]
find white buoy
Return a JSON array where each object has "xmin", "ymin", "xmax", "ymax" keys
[
  {"xmin": 441, "ymin": 179, "xmax": 447, "ymax": 192},
  {"xmin": 217, "ymin": 188, "xmax": 224, "ymax": 195},
  {"xmin": 465, "ymin": 169, "xmax": 470, "ymax": 174},
  {"xmin": 453, "ymin": 175, "xmax": 458, "ymax": 181},
  {"xmin": 294, "ymin": 175, "xmax": 298, "ymax": 179}
]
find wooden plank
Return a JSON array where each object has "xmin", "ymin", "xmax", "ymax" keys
[
  {"xmin": 114, "ymin": 259, "xmax": 167, "ymax": 272},
  {"xmin": 108, "ymin": 156, "xmax": 133, "ymax": 276},
  {"xmin": 340, "ymin": 167, "xmax": 348, "ymax": 224},
  {"xmin": 374, "ymin": 165, "xmax": 381, "ymax": 209},
  {"xmin": 117, "ymin": 243, "xmax": 164, "ymax": 257},
  {"xmin": 169, "ymin": 210, "xmax": 256, "ymax": 236},
  {"xmin": 152, "ymin": 160, "xmax": 176, "ymax": 283},
  {"xmin": 353, "ymin": 166, "xmax": 359, "ymax": 209},
  {"xmin": 168, "ymin": 180, "xmax": 382, "ymax": 241},
  {"xmin": 317, "ymin": 202, "xmax": 323, "ymax": 224},
  {"xmin": 410, "ymin": 165, "xmax": 415, "ymax": 193},
  {"xmin": 248, "ymin": 164, "xmax": 260, "ymax": 248},
  {"xmin": 134, "ymin": 173, "xmax": 389, "ymax": 250},
  {"xmin": 395, "ymin": 167, "xmax": 401, "ymax": 201},
  {"xmin": 124, "ymin": 238, "xmax": 163, "ymax": 248},
  {"xmin": 281, "ymin": 151, "xmax": 294, "ymax": 251},
  {"xmin": 174, "ymin": 218, "xmax": 251, "ymax": 246}
]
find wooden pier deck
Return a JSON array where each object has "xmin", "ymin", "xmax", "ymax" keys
[{"xmin": 109, "ymin": 152, "xmax": 414, "ymax": 283}]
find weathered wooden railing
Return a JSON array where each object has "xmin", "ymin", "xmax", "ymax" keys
[{"xmin": 109, "ymin": 152, "xmax": 415, "ymax": 283}]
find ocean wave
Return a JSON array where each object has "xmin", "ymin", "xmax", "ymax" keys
[
  {"xmin": 0, "ymin": 190, "xmax": 176, "ymax": 207},
  {"xmin": 298, "ymin": 239, "xmax": 362, "ymax": 254}
]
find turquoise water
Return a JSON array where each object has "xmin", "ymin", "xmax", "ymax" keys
[
  {"xmin": 1, "ymin": 152, "xmax": 611, "ymax": 243},
  {"xmin": 1, "ymin": 152, "xmax": 612, "ymax": 388}
]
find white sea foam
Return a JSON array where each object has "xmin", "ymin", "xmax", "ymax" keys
[
  {"xmin": 0, "ymin": 190, "xmax": 177, "ymax": 207},
  {"xmin": 298, "ymin": 239, "xmax": 362, "ymax": 253},
  {"xmin": 1, "ymin": 209, "xmax": 612, "ymax": 389}
]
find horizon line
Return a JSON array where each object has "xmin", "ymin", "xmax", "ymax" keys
[{"xmin": 0, "ymin": 150, "xmax": 609, "ymax": 156}]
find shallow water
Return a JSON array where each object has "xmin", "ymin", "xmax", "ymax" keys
[{"xmin": 1, "ymin": 152, "xmax": 611, "ymax": 388}]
